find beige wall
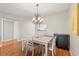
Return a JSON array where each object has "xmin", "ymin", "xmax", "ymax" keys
[{"xmin": 69, "ymin": 4, "xmax": 79, "ymax": 56}]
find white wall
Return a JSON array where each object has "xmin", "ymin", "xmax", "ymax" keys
[
  {"xmin": 35, "ymin": 11, "xmax": 70, "ymax": 36},
  {"xmin": 70, "ymin": 35, "xmax": 79, "ymax": 56},
  {"xmin": 14, "ymin": 21, "xmax": 20, "ymax": 39},
  {"xmin": 19, "ymin": 19, "xmax": 35, "ymax": 40}
]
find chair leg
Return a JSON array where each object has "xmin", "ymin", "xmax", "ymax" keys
[
  {"xmin": 42, "ymin": 45, "xmax": 44, "ymax": 56},
  {"xmin": 32, "ymin": 49, "xmax": 34, "ymax": 56}
]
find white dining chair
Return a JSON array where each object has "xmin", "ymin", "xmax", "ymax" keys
[
  {"xmin": 23, "ymin": 40, "xmax": 42, "ymax": 56},
  {"xmin": 46, "ymin": 35, "xmax": 56, "ymax": 56}
]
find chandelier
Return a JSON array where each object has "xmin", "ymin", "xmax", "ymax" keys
[{"xmin": 32, "ymin": 4, "xmax": 44, "ymax": 24}]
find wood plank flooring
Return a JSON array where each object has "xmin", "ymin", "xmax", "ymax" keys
[{"xmin": 22, "ymin": 50, "xmax": 52, "ymax": 56}]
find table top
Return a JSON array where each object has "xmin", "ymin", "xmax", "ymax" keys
[{"xmin": 32, "ymin": 35, "xmax": 52, "ymax": 44}]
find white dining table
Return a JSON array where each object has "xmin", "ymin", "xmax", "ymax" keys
[{"xmin": 32, "ymin": 35, "xmax": 53, "ymax": 56}]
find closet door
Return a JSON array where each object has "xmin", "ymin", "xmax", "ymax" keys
[{"xmin": 3, "ymin": 20, "xmax": 14, "ymax": 40}]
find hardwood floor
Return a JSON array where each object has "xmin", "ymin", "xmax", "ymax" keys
[
  {"xmin": 54, "ymin": 48, "xmax": 71, "ymax": 56},
  {"xmin": 22, "ymin": 50, "xmax": 52, "ymax": 56},
  {"xmin": 22, "ymin": 49, "xmax": 71, "ymax": 56}
]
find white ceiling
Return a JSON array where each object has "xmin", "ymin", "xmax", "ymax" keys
[{"xmin": 0, "ymin": 3, "xmax": 72, "ymax": 18}]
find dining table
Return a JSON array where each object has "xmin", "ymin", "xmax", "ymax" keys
[{"xmin": 32, "ymin": 35, "xmax": 53, "ymax": 56}]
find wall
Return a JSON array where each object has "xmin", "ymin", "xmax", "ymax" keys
[
  {"xmin": 19, "ymin": 19, "xmax": 35, "ymax": 40},
  {"xmin": 69, "ymin": 4, "xmax": 79, "ymax": 56},
  {"xmin": 35, "ymin": 11, "xmax": 70, "ymax": 36},
  {"xmin": 70, "ymin": 34, "xmax": 79, "ymax": 56},
  {"xmin": 14, "ymin": 21, "xmax": 20, "ymax": 39}
]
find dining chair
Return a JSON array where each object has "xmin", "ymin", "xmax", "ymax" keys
[
  {"xmin": 47, "ymin": 35, "xmax": 56, "ymax": 56},
  {"xmin": 23, "ymin": 40, "xmax": 43, "ymax": 56}
]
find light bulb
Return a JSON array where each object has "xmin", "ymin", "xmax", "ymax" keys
[
  {"xmin": 32, "ymin": 17, "xmax": 35, "ymax": 22},
  {"xmin": 40, "ymin": 18, "xmax": 44, "ymax": 22},
  {"xmin": 38, "ymin": 17, "xmax": 41, "ymax": 20}
]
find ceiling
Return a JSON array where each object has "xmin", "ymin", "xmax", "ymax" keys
[{"xmin": 0, "ymin": 3, "xmax": 72, "ymax": 18}]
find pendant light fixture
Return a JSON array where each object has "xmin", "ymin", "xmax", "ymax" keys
[{"xmin": 32, "ymin": 4, "xmax": 44, "ymax": 24}]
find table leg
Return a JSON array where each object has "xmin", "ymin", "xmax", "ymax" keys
[{"xmin": 45, "ymin": 44, "xmax": 48, "ymax": 56}]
